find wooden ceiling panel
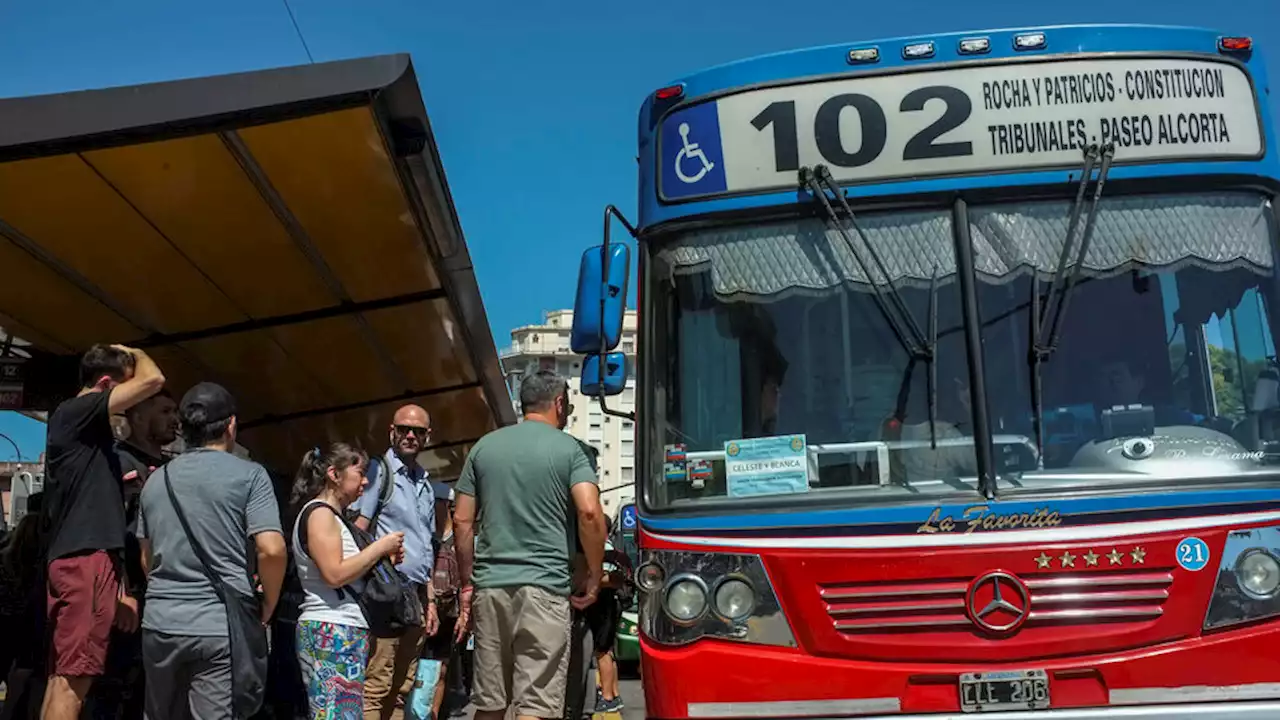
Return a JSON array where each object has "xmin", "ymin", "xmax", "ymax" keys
[
  {"xmin": 237, "ymin": 109, "xmax": 441, "ymax": 303},
  {"xmin": 364, "ymin": 299, "xmax": 476, "ymax": 390},
  {"xmin": 0, "ymin": 154, "xmax": 242, "ymax": 333},
  {"xmin": 83, "ymin": 135, "xmax": 335, "ymax": 318}
]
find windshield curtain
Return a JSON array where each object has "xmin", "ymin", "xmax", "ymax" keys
[{"xmin": 646, "ymin": 191, "xmax": 1280, "ymax": 511}]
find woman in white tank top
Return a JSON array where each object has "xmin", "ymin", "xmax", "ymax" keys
[{"xmin": 290, "ymin": 443, "xmax": 405, "ymax": 719}]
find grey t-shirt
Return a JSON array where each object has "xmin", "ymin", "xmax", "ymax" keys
[
  {"xmin": 136, "ymin": 447, "xmax": 282, "ymax": 636},
  {"xmin": 455, "ymin": 421, "xmax": 598, "ymax": 596}
]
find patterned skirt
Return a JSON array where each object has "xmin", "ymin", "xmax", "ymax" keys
[{"xmin": 296, "ymin": 619, "xmax": 371, "ymax": 720}]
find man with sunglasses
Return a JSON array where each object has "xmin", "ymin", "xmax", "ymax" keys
[{"xmin": 353, "ymin": 404, "xmax": 443, "ymax": 720}]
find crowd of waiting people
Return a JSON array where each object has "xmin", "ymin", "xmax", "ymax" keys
[{"xmin": 0, "ymin": 344, "xmax": 632, "ymax": 720}]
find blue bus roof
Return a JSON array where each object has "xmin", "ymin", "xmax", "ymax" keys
[{"xmin": 636, "ymin": 23, "xmax": 1275, "ymax": 230}]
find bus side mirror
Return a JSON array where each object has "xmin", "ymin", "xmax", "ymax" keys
[
  {"xmin": 581, "ymin": 352, "xmax": 627, "ymax": 397},
  {"xmin": 570, "ymin": 244, "xmax": 630, "ymax": 354}
]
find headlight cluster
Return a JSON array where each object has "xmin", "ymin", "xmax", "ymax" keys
[
  {"xmin": 660, "ymin": 574, "xmax": 757, "ymax": 625},
  {"xmin": 637, "ymin": 550, "xmax": 794, "ymax": 648},
  {"xmin": 1205, "ymin": 527, "xmax": 1280, "ymax": 631},
  {"xmin": 1236, "ymin": 548, "xmax": 1280, "ymax": 599}
]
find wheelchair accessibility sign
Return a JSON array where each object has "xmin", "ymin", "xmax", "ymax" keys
[
  {"xmin": 621, "ymin": 504, "xmax": 637, "ymax": 532},
  {"xmin": 660, "ymin": 102, "xmax": 727, "ymax": 200}
]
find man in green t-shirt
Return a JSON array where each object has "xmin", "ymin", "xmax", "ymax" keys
[{"xmin": 454, "ymin": 371, "xmax": 607, "ymax": 720}]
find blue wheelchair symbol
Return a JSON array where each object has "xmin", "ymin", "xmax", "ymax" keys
[
  {"xmin": 1176, "ymin": 537, "xmax": 1210, "ymax": 572},
  {"xmin": 621, "ymin": 506, "xmax": 637, "ymax": 530},
  {"xmin": 660, "ymin": 103, "xmax": 727, "ymax": 199}
]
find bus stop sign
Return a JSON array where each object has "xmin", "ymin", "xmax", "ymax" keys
[{"xmin": 0, "ymin": 357, "xmax": 23, "ymax": 410}]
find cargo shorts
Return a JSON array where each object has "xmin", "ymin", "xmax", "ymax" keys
[{"xmin": 471, "ymin": 585, "xmax": 571, "ymax": 718}]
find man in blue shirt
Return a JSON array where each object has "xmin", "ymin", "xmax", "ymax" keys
[{"xmin": 353, "ymin": 404, "xmax": 442, "ymax": 720}]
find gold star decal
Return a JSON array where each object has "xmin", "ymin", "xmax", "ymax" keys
[
  {"xmin": 1059, "ymin": 550, "xmax": 1077, "ymax": 568},
  {"xmin": 1107, "ymin": 549, "xmax": 1124, "ymax": 565},
  {"xmin": 1035, "ymin": 552, "xmax": 1052, "ymax": 569},
  {"xmin": 1130, "ymin": 546, "xmax": 1147, "ymax": 565},
  {"xmin": 1083, "ymin": 550, "xmax": 1100, "ymax": 567}
]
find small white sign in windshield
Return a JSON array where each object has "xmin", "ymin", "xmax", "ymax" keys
[
  {"xmin": 724, "ymin": 434, "xmax": 811, "ymax": 498},
  {"xmin": 660, "ymin": 56, "xmax": 1262, "ymax": 200}
]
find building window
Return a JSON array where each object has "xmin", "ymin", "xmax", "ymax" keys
[
  {"xmin": 622, "ymin": 420, "xmax": 633, "ymax": 431},
  {"xmin": 622, "ymin": 467, "xmax": 634, "ymax": 481},
  {"xmin": 621, "ymin": 387, "xmax": 634, "ymax": 404},
  {"xmin": 621, "ymin": 439, "xmax": 634, "ymax": 457}
]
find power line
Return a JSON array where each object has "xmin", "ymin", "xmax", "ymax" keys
[{"xmin": 280, "ymin": 0, "xmax": 315, "ymax": 64}]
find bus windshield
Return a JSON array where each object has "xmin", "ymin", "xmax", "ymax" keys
[{"xmin": 646, "ymin": 190, "xmax": 1280, "ymax": 510}]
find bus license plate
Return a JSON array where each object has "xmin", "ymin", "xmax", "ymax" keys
[{"xmin": 959, "ymin": 670, "xmax": 1050, "ymax": 712}]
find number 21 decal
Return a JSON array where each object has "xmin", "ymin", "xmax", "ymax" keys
[
  {"xmin": 1177, "ymin": 537, "xmax": 1211, "ymax": 572},
  {"xmin": 750, "ymin": 85, "xmax": 974, "ymax": 173}
]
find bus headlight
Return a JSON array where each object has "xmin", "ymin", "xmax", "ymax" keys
[
  {"xmin": 665, "ymin": 575, "xmax": 709, "ymax": 624},
  {"xmin": 1237, "ymin": 549, "xmax": 1280, "ymax": 599},
  {"xmin": 714, "ymin": 578, "xmax": 756, "ymax": 621},
  {"xmin": 1205, "ymin": 526, "xmax": 1280, "ymax": 631},
  {"xmin": 639, "ymin": 549, "xmax": 795, "ymax": 648},
  {"xmin": 636, "ymin": 562, "xmax": 666, "ymax": 593}
]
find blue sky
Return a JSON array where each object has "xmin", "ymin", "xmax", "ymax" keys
[{"xmin": 0, "ymin": 0, "xmax": 1277, "ymax": 460}]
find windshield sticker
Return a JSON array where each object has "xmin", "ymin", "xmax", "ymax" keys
[
  {"xmin": 1176, "ymin": 537, "xmax": 1211, "ymax": 571},
  {"xmin": 688, "ymin": 459, "xmax": 712, "ymax": 490},
  {"xmin": 664, "ymin": 444, "xmax": 688, "ymax": 484},
  {"xmin": 917, "ymin": 504, "xmax": 1063, "ymax": 534},
  {"xmin": 725, "ymin": 434, "xmax": 810, "ymax": 498}
]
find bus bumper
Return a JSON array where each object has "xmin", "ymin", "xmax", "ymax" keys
[
  {"xmin": 649, "ymin": 700, "xmax": 1280, "ymax": 719},
  {"xmin": 641, "ymin": 624, "xmax": 1280, "ymax": 719},
  {"xmin": 861, "ymin": 701, "xmax": 1280, "ymax": 719}
]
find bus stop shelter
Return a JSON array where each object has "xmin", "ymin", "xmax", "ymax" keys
[{"xmin": 0, "ymin": 54, "xmax": 515, "ymax": 479}]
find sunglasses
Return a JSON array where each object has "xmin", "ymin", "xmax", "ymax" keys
[{"xmin": 393, "ymin": 424, "xmax": 432, "ymax": 439}]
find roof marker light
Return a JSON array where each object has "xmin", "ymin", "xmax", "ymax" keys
[
  {"xmin": 1219, "ymin": 36, "xmax": 1253, "ymax": 53},
  {"xmin": 1014, "ymin": 32, "xmax": 1047, "ymax": 51},
  {"xmin": 847, "ymin": 47, "xmax": 880, "ymax": 65},
  {"xmin": 654, "ymin": 84, "xmax": 684, "ymax": 101},
  {"xmin": 959, "ymin": 37, "xmax": 991, "ymax": 55},
  {"xmin": 903, "ymin": 41, "xmax": 935, "ymax": 60}
]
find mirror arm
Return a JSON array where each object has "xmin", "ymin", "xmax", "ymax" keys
[
  {"xmin": 598, "ymin": 205, "xmax": 638, "ymax": 423},
  {"xmin": 601, "ymin": 401, "xmax": 636, "ymax": 423}
]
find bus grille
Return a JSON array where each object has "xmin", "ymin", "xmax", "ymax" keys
[{"xmin": 821, "ymin": 568, "xmax": 1173, "ymax": 633}]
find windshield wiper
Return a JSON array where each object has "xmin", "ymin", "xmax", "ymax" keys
[
  {"xmin": 1029, "ymin": 143, "xmax": 1116, "ymax": 461},
  {"xmin": 802, "ymin": 165, "xmax": 940, "ymax": 446}
]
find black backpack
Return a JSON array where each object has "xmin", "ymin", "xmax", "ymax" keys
[{"xmin": 297, "ymin": 500, "xmax": 422, "ymax": 638}]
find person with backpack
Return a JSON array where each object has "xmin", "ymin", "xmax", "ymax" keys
[
  {"xmin": 290, "ymin": 443, "xmax": 406, "ymax": 719},
  {"xmin": 350, "ymin": 405, "xmax": 442, "ymax": 720}
]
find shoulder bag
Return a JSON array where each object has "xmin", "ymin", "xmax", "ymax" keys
[{"xmin": 163, "ymin": 467, "xmax": 268, "ymax": 719}]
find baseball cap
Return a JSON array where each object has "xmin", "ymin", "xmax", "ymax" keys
[{"xmin": 179, "ymin": 382, "xmax": 237, "ymax": 426}]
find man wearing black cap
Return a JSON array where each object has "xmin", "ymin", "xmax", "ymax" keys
[{"xmin": 134, "ymin": 382, "xmax": 287, "ymax": 720}]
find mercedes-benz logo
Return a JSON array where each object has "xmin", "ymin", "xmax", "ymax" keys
[{"xmin": 965, "ymin": 571, "xmax": 1031, "ymax": 634}]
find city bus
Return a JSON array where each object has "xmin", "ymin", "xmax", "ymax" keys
[{"xmin": 570, "ymin": 24, "xmax": 1280, "ymax": 719}]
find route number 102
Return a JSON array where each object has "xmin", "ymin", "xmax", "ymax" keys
[{"xmin": 749, "ymin": 86, "xmax": 975, "ymax": 172}]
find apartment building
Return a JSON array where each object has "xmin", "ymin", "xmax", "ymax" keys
[{"xmin": 500, "ymin": 309, "xmax": 637, "ymax": 520}]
